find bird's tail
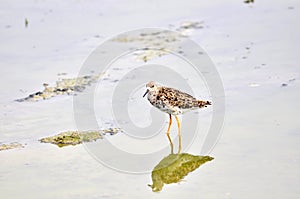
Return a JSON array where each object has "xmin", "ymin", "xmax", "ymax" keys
[{"xmin": 198, "ymin": 100, "xmax": 212, "ymax": 108}]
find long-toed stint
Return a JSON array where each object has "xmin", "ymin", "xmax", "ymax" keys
[{"xmin": 143, "ymin": 81, "xmax": 211, "ymax": 153}]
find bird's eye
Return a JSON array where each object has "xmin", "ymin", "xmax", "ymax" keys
[{"xmin": 151, "ymin": 85, "xmax": 154, "ymax": 88}]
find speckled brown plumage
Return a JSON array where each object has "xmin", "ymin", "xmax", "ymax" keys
[{"xmin": 143, "ymin": 81, "xmax": 211, "ymax": 115}]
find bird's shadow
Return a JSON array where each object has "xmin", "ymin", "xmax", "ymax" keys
[{"xmin": 148, "ymin": 153, "xmax": 214, "ymax": 192}]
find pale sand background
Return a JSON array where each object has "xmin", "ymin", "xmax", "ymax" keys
[{"xmin": 0, "ymin": 0, "xmax": 299, "ymax": 198}]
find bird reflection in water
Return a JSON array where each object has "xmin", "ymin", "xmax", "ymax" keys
[{"xmin": 148, "ymin": 153, "xmax": 214, "ymax": 192}]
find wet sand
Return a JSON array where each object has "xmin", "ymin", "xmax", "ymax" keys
[{"xmin": 0, "ymin": 0, "xmax": 299, "ymax": 198}]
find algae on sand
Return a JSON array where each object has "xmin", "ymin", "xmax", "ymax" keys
[
  {"xmin": 16, "ymin": 74, "xmax": 103, "ymax": 102},
  {"xmin": 0, "ymin": 142, "xmax": 24, "ymax": 151},
  {"xmin": 39, "ymin": 128, "xmax": 120, "ymax": 147},
  {"xmin": 112, "ymin": 21, "xmax": 204, "ymax": 62}
]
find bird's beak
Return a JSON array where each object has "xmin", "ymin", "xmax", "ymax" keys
[{"xmin": 143, "ymin": 89, "xmax": 149, "ymax": 97}]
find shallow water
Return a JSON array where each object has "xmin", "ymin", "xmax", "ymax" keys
[{"xmin": 1, "ymin": 0, "xmax": 300, "ymax": 198}]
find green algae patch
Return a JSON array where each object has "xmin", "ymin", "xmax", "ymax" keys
[
  {"xmin": 0, "ymin": 142, "xmax": 24, "ymax": 151},
  {"xmin": 40, "ymin": 131, "xmax": 102, "ymax": 147},
  {"xmin": 40, "ymin": 128, "xmax": 120, "ymax": 147}
]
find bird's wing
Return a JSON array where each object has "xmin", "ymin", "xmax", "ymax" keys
[{"xmin": 159, "ymin": 87, "xmax": 198, "ymax": 109}]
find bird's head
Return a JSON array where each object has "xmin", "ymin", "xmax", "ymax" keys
[{"xmin": 143, "ymin": 81, "xmax": 158, "ymax": 97}]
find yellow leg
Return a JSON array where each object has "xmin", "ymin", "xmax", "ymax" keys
[
  {"xmin": 166, "ymin": 114, "xmax": 174, "ymax": 154},
  {"xmin": 175, "ymin": 115, "xmax": 182, "ymax": 153}
]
